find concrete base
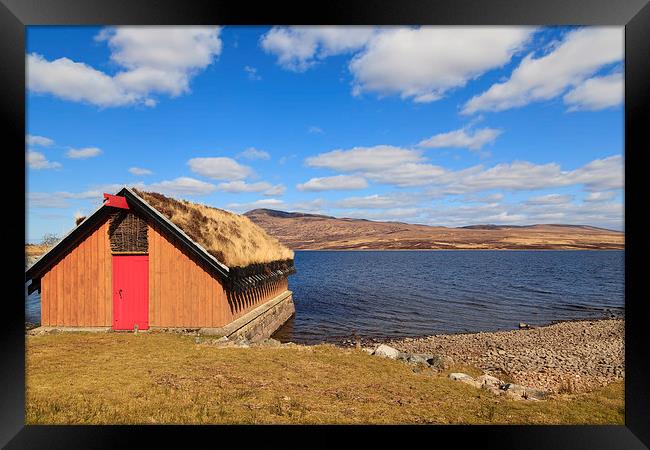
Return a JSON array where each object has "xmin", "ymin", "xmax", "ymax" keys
[
  {"xmin": 199, "ymin": 290, "xmax": 295, "ymax": 342},
  {"xmin": 27, "ymin": 326, "xmax": 112, "ymax": 335}
]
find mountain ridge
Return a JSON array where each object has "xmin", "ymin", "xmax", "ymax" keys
[{"xmin": 244, "ymin": 209, "xmax": 624, "ymax": 250}]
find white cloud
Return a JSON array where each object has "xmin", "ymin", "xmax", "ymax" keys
[
  {"xmin": 28, "ymin": 27, "xmax": 222, "ymax": 107},
  {"xmin": 26, "ymin": 135, "xmax": 54, "ymax": 147},
  {"xmin": 306, "ymin": 142, "xmax": 623, "ymax": 193},
  {"xmin": 365, "ymin": 162, "xmax": 448, "ymax": 187},
  {"xmin": 263, "ymin": 184, "xmax": 287, "ymax": 196},
  {"xmin": 460, "ymin": 193, "xmax": 504, "ymax": 203},
  {"xmin": 237, "ymin": 147, "xmax": 271, "ymax": 160},
  {"xmin": 585, "ymin": 191, "xmax": 617, "ymax": 202},
  {"xmin": 463, "ymin": 27, "xmax": 623, "ymax": 114},
  {"xmin": 350, "ymin": 27, "xmax": 534, "ymax": 103},
  {"xmin": 526, "ymin": 194, "xmax": 573, "ymax": 205},
  {"xmin": 335, "ymin": 194, "xmax": 416, "ymax": 209},
  {"xmin": 563, "ymin": 72, "xmax": 623, "ymax": 111},
  {"xmin": 306, "ymin": 145, "xmax": 423, "ymax": 172},
  {"xmin": 260, "ymin": 26, "xmax": 375, "ymax": 71},
  {"xmin": 216, "ymin": 180, "xmax": 285, "ymax": 196},
  {"xmin": 297, "ymin": 175, "xmax": 368, "ymax": 191},
  {"xmin": 27, "ymin": 53, "xmax": 137, "ymax": 107},
  {"xmin": 27, "ymin": 151, "xmax": 62, "ymax": 170},
  {"xmin": 244, "ymin": 65, "xmax": 261, "ymax": 80},
  {"xmin": 418, "ymin": 127, "xmax": 502, "ymax": 151},
  {"xmin": 146, "ymin": 177, "xmax": 216, "ymax": 196},
  {"xmin": 129, "ymin": 167, "xmax": 153, "ymax": 176},
  {"xmin": 308, "ymin": 126, "xmax": 324, "ymax": 134},
  {"xmin": 66, "ymin": 147, "xmax": 102, "ymax": 159},
  {"xmin": 188, "ymin": 157, "xmax": 253, "ymax": 180},
  {"xmin": 28, "ymin": 190, "xmax": 103, "ymax": 208}
]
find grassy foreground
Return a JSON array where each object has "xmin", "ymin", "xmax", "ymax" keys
[{"xmin": 26, "ymin": 333, "xmax": 624, "ymax": 425}]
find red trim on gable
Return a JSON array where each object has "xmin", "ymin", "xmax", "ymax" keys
[{"xmin": 104, "ymin": 193, "xmax": 130, "ymax": 209}]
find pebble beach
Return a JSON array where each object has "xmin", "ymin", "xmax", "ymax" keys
[{"xmin": 387, "ymin": 318, "xmax": 624, "ymax": 394}]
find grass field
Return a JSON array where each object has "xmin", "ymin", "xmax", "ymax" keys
[{"xmin": 26, "ymin": 332, "xmax": 624, "ymax": 425}]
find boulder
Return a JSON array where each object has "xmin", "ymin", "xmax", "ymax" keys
[
  {"xmin": 501, "ymin": 383, "xmax": 547, "ymax": 400},
  {"xmin": 428, "ymin": 355, "xmax": 454, "ymax": 370},
  {"xmin": 406, "ymin": 354, "xmax": 431, "ymax": 366},
  {"xmin": 373, "ymin": 344, "xmax": 401, "ymax": 359},
  {"xmin": 476, "ymin": 374, "xmax": 502, "ymax": 389},
  {"xmin": 449, "ymin": 373, "xmax": 482, "ymax": 388}
]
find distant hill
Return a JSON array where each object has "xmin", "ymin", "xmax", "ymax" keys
[{"xmin": 244, "ymin": 209, "xmax": 624, "ymax": 250}]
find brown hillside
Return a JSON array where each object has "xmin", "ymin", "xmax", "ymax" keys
[{"xmin": 244, "ymin": 209, "xmax": 624, "ymax": 250}]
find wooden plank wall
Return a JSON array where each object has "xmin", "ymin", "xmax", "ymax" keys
[
  {"xmin": 40, "ymin": 218, "xmax": 112, "ymax": 327},
  {"xmin": 40, "ymin": 215, "xmax": 290, "ymax": 329},
  {"xmin": 148, "ymin": 223, "xmax": 290, "ymax": 328}
]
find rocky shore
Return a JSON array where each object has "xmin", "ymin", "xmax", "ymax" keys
[{"xmin": 386, "ymin": 318, "xmax": 624, "ymax": 394}]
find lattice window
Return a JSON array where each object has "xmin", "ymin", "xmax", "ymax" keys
[{"xmin": 108, "ymin": 211, "xmax": 148, "ymax": 253}]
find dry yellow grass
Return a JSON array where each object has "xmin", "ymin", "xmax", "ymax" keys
[
  {"xmin": 26, "ymin": 333, "xmax": 624, "ymax": 425},
  {"xmin": 134, "ymin": 190, "xmax": 293, "ymax": 268},
  {"xmin": 25, "ymin": 244, "xmax": 49, "ymax": 257}
]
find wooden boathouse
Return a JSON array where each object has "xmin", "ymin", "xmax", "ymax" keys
[{"xmin": 25, "ymin": 187, "xmax": 296, "ymax": 340}]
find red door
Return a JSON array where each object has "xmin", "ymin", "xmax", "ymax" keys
[{"xmin": 112, "ymin": 255, "xmax": 149, "ymax": 330}]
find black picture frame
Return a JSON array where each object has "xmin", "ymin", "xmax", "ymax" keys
[{"xmin": 3, "ymin": 0, "xmax": 648, "ymax": 447}]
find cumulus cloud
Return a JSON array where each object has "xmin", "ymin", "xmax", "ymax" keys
[
  {"xmin": 129, "ymin": 167, "xmax": 153, "ymax": 176},
  {"xmin": 216, "ymin": 180, "xmax": 285, "ymax": 196},
  {"xmin": 26, "ymin": 134, "xmax": 54, "ymax": 147},
  {"xmin": 563, "ymin": 72, "xmax": 623, "ymax": 111},
  {"xmin": 585, "ymin": 191, "xmax": 617, "ymax": 202},
  {"xmin": 418, "ymin": 127, "xmax": 502, "ymax": 151},
  {"xmin": 237, "ymin": 147, "xmax": 271, "ymax": 160},
  {"xmin": 66, "ymin": 147, "xmax": 102, "ymax": 159},
  {"xmin": 461, "ymin": 193, "xmax": 504, "ymax": 203},
  {"xmin": 335, "ymin": 194, "xmax": 416, "ymax": 209},
  {"xmin": 463, "ymin": 27, "xmax": 623, "ymax": 114},
  {"xmin": 27, "ymin": 151, "xmax": 62, "ymax": 170},
  {"xmin": 526, "ymin": 194, "xmax": 573, "ymax": 205},
  {"xmin": 305, "ymin": 143, "xmax": 623, "ymax": 193},
  {"xmin": 350, "ymin": 27, "xmax": 534, "ymax": 103},
  {"xmin": 28, "ymin": 26, "xmax": 222, "ymax": 107},
  {"xmin": 260, "ymin": 26, "xmax": 375, "ymax": 71},
  {"xmin": 146, "ymin": 177, "xmax": 216, "ymax": 196},
  {"xmin": 297, "ymin": 175, "xmax": 368, "ymax": 191},
  {"xmin": 306, "ymin": 145, "xmax": 423, "ymax": 172},
  {"xmin": 28, "ymin": 190, "xmax": 103, "ymax": 208},
  {"xmin": 27, "ymin": 53, "xmax": 137, "ymax": 107},
  {"xmin": 188, "ymin": 157, "xmax": 253, "ymax": 181}
]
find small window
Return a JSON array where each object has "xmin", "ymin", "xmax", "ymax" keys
[{"xmin": 108, "ymin": 211, "xmax": 148, "ymax": 254}]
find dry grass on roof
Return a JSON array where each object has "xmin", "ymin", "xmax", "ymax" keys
[{"xmin": 133, "ymin": 190, "xmax": 293, "ymax": 268}]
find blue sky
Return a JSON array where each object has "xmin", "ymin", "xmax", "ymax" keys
[{"xmin": 26, "ymin": 26, "xmax": 624, "ymax": 242}]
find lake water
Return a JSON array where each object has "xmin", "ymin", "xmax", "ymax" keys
[
  {"xmin": 272, "ymin": 250, "xmax": 624, "ymax": 344},
  {"xmin": 26, "ymin": 250, "xmax": 624, "ymax": 344}
]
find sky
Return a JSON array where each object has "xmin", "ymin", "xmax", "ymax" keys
[{"xmin": 26, "ymin": 26, "xmax": 624, "ymax": 242}]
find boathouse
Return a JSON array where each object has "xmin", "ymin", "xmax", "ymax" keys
[{"xmin": 25, "ymin": 187, "xmax": 296, "ymax": 340}]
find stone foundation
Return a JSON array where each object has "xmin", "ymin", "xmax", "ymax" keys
[
  {"xmin": 27, "ymin": 290, "xmax": 295, "ymax": 341},
  {"xmin": 199, "ymin": 290, "xmax": 295, "ymax": 342}
]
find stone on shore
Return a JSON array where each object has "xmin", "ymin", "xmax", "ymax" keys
[
  {"xmin": 449, "ymin": 373, "xmax": 482, "ymax": 388},
  {"xmin": 373, "ymin": 344, "xmax": 401, "ymax": 359}
]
